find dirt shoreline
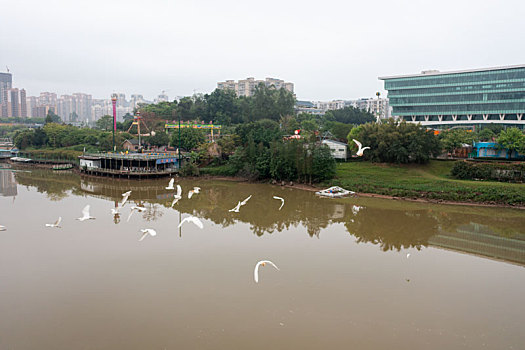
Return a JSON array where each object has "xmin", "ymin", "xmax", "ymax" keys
[{"xmin": 200, "ymin": 174, "xmax": 525, "ymax": 210}]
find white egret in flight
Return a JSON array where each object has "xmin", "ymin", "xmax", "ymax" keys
[
  {"xmin": 166, "ymin": 178, "xmax": 175, "ymax": 190},
  {"xmin": 178, "ymin": 216, "xmax": 204, "ymax": 229},
  {"xmin": 188, "ymin": 186, "xmax": 201, "ymax": 198},
  {"xmin": 229, "ymin": 201, "xmax": 242, "ymax": 213},
  {"xmin": 121, "ymin": 190, "xmax": 132, "ymax": 207},
  {"xmin": 171, "ymin": 185, "xmax": 182, "ymax": 207},
  {"xmin": 273, "ymin": 196, "xmax": 285, "ymax": 210},
  {"xmin": 127, "ymin": 206, "xmax": 146, "ymax": 222},
  {"xmin": 0, "ymin": 225, "xmax": 6, "ymax": 231},
  {"xmin": 352, "ymin": 139, "xmax": 370, "ymax": 157},
  {"xmin": 45, "ymin": 217, "xmax": 62, "ymax": 228},
  {"xmin": 352, "ymin": 205, "xmax": 362, "ymax": 215},
  {"xmin": 254, "ymin": 260, "xmax": 280, "ymax": 283},
  {"xmin": 139, "ymin": 228, "xmax": 157, "ymax": 241},
  {"xmin": 240, "ymin": 195, "xmax": 252, "ymax": 206},
  {"xmin": 76, "ymin": 205, "xmax": 95, "ymax": 221}
]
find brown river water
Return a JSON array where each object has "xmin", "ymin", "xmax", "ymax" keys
[{"xmin": 1, "ymin": 168, "xmax": 524, "ymax": 349}]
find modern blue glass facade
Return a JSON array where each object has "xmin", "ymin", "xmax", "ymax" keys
[{"xmin": 379, "ymin": 65, "xmax": 525, "ymax": 128}]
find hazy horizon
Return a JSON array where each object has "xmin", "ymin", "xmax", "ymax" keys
[{"xmin": 2, "ymin": 0, "xmax": 524, "ymax": 101}]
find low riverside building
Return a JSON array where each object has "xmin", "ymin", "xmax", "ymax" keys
[
  {"xmin": 322, "ymin": 139, "xmax": 349, "ymax": 160},
  {"xmin": 79, "ymin": 152, "xmax": 183, "ymax": 178},
  {"xmin": 473, "ymin": 142, "xmax": 525, "ymax": 160}
]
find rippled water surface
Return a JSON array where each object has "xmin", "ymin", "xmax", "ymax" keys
[{"xmin": 1, "ymin": 168, "xmax": 525, "ymax": 349}]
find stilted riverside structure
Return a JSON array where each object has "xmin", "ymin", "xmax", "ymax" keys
[{"xmin": 79, "ymin": 152, "xmax": 182, "ymax": 178}]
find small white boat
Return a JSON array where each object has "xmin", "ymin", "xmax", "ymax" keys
[
  {"xmin": 10, "ymin": 156, "xmax": 32, "ymax": 162},
  {"xmin": 315, "ymin": 186, "xmax": 355, "ymax": 198}
]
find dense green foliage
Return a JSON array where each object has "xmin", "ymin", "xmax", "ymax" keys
[
  {"xmin": 140, "ymin": 85, "xmax": 296, "ymax": 125},
  {"xmin": 451, "ymin": 161, "xmax": 525, "ymax": 182},
  {"xmin": 440, "ymin": 129, "xmax": 475, "ymax": 152},
  {"xmin": 348, "ymin": 120, "xmax": 441, "ymax": 163},
  {"xmin": 496, "ymin": 127, "xmax": 525, "ymax": 154},
  {"xmin": 324, "ymin": 106, "xmax": 375, "ymax": 125},
  {"xmin": 13, "ymin": 123, "xmax": 132, "ymax": 151},
  {"xmin": 170, "ymin": 128, "xmax": 206, "ymax": 151},
  {"xmin": 221, "ymin": 119, "xmax": 336, "ymax": 183}
]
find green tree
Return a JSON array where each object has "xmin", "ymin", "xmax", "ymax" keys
[
  {"xmin": 476, "ymin": 128, "xmax": 496, "ymax": 142},
  {"xmin": 45, "ymin": 111, "xmax": 62, "ymax": 124},
  {"xmin": 497, "ymin": 127, "xmax": 525, "ymax": 155},
  {"xmin": 95, "ymin": 115, "xmax": 113, "ymax": 131},
  {"xmin": 171, "ymin": 127, "xmax": 206, "ymax": 151},
  {"xmin": 348, "ymin": 120, "xmax": 440, "ymax": 163},
  {"xmin": 324, "ymin": 107, "xmax": 375, "ymax": 125},
  {"xmin": 146, "ymin": 131, "xmax": 170, "ymax": 147},
  {"xmin": 440, "ymin": 129, "xmax": 475, "ymax": 153}
]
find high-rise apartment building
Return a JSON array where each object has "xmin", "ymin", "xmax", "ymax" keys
[
  {"xmin": 0, "ymin": 72, "xmax": 12, "ymax": 117},
  {"xmin": 8, "ymin": 88, "xmax": 20, "ymax": 118},
  {"xmin": 217, "ymin": 77, "xmax": 294, "ymax": 97},
  {"xmin": 20, "ymin": 89, "xmax": 27, "ymax": 117}
]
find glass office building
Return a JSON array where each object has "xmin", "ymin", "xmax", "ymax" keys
[{"xmin": 379, "ymin": 65, "xmax": 525, "ymax": 128}]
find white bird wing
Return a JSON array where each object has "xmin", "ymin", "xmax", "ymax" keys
[
  {"xmin": 240, "ymin": 195, "xmax": 252, "ymax": 206},
  {"xmin": 0, "ymin": 225, "xmax": 6, "ymax": 231},
  {"xmin": 122, "ymin": 190, "xmax": 131, "ymax": 197},
  {"xmin": 176, "ymin": 185, "xmax": 182, "ymax": 197},
  {"xmin": 193, "ymin": 187, "xmax": 201, "ymax": 193},
  {"xmin": 81, "ymin": 205, "xmax": 90, "ymax": 219},
  {"xmin": 362, "ymin": 146, "xmax": 371, "ymax": 151},
  {"xmin": 171, "ymin": 197, "xmax": 180, "ymax": 207},
  {"xmin": 120, "ymin": 194, "xmax": 130, "ymax": 207},
  {"xmin": 127, "ymin": 209, "xmax": 135, "ymax": 222},
  {"xmin": 254, "ymin": 260, "xmax": 280, "ymax": 283},
  {"xmin": 189, "ymin": 216, "xmax": 204, "ymax": 229},
  {"xmin": 188, "ymin": 191, "xmax": 194, "ymax": 199},
  {"xmin": 352, "ymin": 139, "xmax": 363, "ymax": 150},
  {"xmin": 139, "ymin": 231, "xmax": 148, "ymax": 241},
  {"xmin": 167, "ymin": 178, "xmax": 174, "ymax": 188},
  {"xmin": 55, "ymin": 217, "xmax": 62, "ymax": 226},
  {"xmin": 273, "ymin": 196, "xmax": 284, "ymax": 210},
  {"xmin": 177, "ymin": 217, "xmax": 188, "ymax": 228},
  {"xmin": 229, "ymin": 201, "xmax": 241, "ymax": 212}
]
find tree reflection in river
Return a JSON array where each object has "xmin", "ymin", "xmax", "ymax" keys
[{"xmin": 12, "ymin": 168, "xmax": 525, "ymax": 257}]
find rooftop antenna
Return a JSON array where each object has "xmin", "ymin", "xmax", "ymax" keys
[{"xmin": 6, "ymin": 66, "xmax": 9, "ymax": 73}]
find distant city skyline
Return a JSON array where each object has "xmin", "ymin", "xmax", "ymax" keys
[{"xmin": 2, "ymin": 0, "xmax": 523, "ymax": 102}]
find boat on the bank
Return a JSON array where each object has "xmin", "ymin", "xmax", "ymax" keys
[
  {"xmin": 10, "ymin": 156, "xmax": 32, "ymax": 163},
  {"xmin": 315, "ymin": 186, "xmax": 355, "ymax": 198},
  {"xmin": 52, "ymin": 164, "xmax": 74, "ymax": 171}
]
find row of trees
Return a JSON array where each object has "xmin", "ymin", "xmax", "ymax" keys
[
  {"xmin": 439, "ymin": 126, "xmax": 525, "ymax": 154},
  {"xmin": 139, "ymin": 85, "xmax": 296, "ymax": 125},
  {"xmin": 13, "ymin": 123, "xmax": 133, "ymax": 152}
]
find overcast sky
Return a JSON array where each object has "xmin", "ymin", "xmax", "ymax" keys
[{"xmin": 1, "ymin": 0, "xmax": 524, "ymax": 101}]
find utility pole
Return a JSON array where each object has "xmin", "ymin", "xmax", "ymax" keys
[
  {"xmin": 375, "ymin": 92, "xmax": 381, "ymax": 123},
  {"xmin": 111, "ymin": 93, "xmax": 117, "ymax": 152},
  {"xmin": 178, "ymin": 111, "xmax": 181, "ymax": 169}
]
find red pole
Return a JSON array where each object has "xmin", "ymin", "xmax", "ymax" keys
[{"xmin": 111, "ymin": 94, "xmax": 117, "ymax": 152}]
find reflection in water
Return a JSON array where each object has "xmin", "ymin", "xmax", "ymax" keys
[
  {"xmin": 0, "ymin": 169, "xmax": 17, "ymax": 197},
  {"xmin": 3, "ymin": 167, "xmax": 525, "ymax": 350},
  {"xmin": 12, "ymin": 168, "xmax": 525, "ymax": 266}
]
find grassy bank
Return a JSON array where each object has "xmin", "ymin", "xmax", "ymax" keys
[{"xmin": 327, "ymin": 160, "xmax": 525, "ymax": 206}]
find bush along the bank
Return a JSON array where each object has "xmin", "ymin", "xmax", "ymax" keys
[{"xmin": 451, "ymin": 161, "xmax": 525, "ymax": 182}]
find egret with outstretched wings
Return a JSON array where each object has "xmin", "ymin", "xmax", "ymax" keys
[
  {"xmin": 254, "ymin": 260, "xmax": 280, "ymax": 283},
  {"xmin": 352, "ymin": 139, "xmax": 370, "ymax": 157},
  {"xmin": 178, "ymin": 216, "xmax": 204, "ymax": 229}
]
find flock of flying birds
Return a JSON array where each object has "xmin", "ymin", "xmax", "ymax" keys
[
  {"xmin": 1, "ymin": 139, "xmax": 372, "ymax": 282},
  {"xmin": 35, "ymin": 177, "xmax": 286, "ymax": 283}
]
